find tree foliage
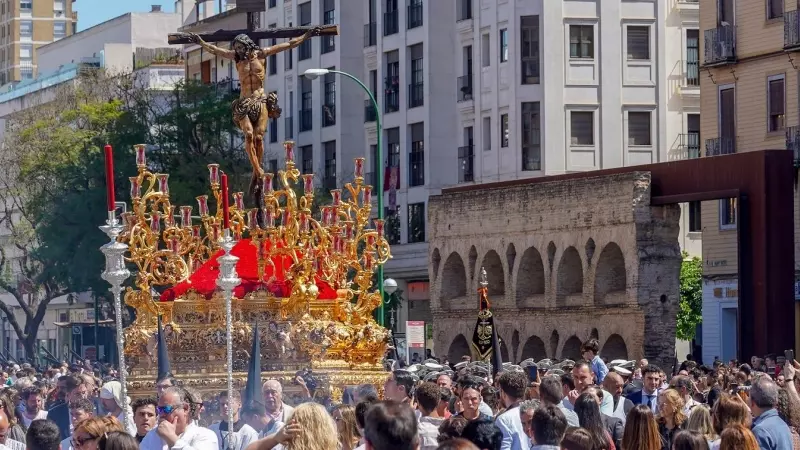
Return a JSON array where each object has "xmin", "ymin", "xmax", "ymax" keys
[{"xmin": 677, "ymin": 252, "xmax": 703, "ymax": 341}]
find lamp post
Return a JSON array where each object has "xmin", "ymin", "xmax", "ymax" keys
[{"xmin": 303, "ymin": 68, "xmax": 387, "ymax": 326}]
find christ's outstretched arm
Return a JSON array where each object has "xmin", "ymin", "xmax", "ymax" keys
[
  {"xmin": 259, "ymin": 26, "xmax": 323, "ymax": 58},
  {"xmin": 187, "ymin": 33, "xmax": 235, "ymax": 59}
]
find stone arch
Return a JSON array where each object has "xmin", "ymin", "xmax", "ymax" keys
[
  {"xmin": 556, "ymin": 247, "xmax": 583, "ymax": 305},
  {"xmin": 594, "ymin": 242, "xmax": 627, "ymax": 305},
  {"xmin": 521, "ymin": 336, "xmax": 547, "ymax": 361},
  {"xmin": 549, "ymin": 330, "xmax": 560, "ymax": 358},
  {"xmin": 585, "ymin": 238, "xmax": 596, "ymax": 265},
  {"xmin": 468, "ymin": 246, "xmax": 478, "ymax": 280},
  {"xmin": 562, "ymin": 335, "xmax": 583, "ymax": 360},
  {"xmin": 516, "ymin": 247, "xmax": 545, "ymax": 308},
  {"xmin": 431, "ymin": 248, "xmax": 441, "ymax": 283},
  {"xmin": 481, "ymin": 250, "xmax": 505, "ymax": 296},
  {"xmin": 590, "ymin": 328, "xmax": 599, "ymax": 340},
  {"xmin": 601, "ymin": 334, "xmax": 628, "ymax": 361},
  {"xmin": 506, "ymin": 243, "xmax": 517, "ymax": 275},
  {"xmin": 448, "ymin": 334, "xmax": 471, "ymax": 362},
  {"xmin": 441, "ymin": 252, "xmax": 467, "ymax": 309}
]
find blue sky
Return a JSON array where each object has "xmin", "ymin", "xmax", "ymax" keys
[{"xmin": 75, "ymin": 1, "xmax": 176, "ymax": 31}]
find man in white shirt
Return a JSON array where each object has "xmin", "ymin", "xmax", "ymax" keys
[
  {"xmin": 59, "ymin": 398, "xmax": 95, "ymax": 450},
  {"xmin": 670, "ymin": 375, "xmax": 699, "ymax": 417},
  {"xmin": 20, "ymin": 386, "xmax": 47, "ymax": 427},
  {"xmin": 563, "ymin": 361, "xmax": 614, "ymax": 416},
  {"xmin": 495, "ymin": 372, "xmax": 529, "ymax": 450},
  {"xmin": 208, "ymin": 391, "xmax": 258, "ymax": 450},
  {"xmin": 414, "ymin": 382, "xmax": 445, "ymax": 450},
  {"xmin": 140, "ymin": 386, "xmax": 218, "ymax": 450}
]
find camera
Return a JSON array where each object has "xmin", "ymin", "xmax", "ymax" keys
[{"xmin": 295, "ymin": 368, "xmax": 319, "ymax": 393}]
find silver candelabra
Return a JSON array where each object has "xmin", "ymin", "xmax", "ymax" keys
[
  {"xmin": 216, "ymin": 228, "xmax": 240, "ymax": 442},
  {"xmin": 100, "ymin": 206, "xmax": 132, "ymax": 432}
]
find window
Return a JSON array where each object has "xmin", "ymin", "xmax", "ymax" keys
[
  {"xmin": 768, "ymin": 75, "xmax": 785, "ymax": 132},
  {"xmin": 54, "ymin": 0, "xmax": 65, "ymax": 11},
  {"xmin": 268, "ymin": 24, "xmax": 277, "ymax": 75},
  {"xmin": 570, "ymin": 111, "xmax": 594, "ymax": 146},
  {"xmin": 719, "ymin": 198, "xmax": 737, "ymax": 229},
  {"xmin": 369, "ymin": 144, "xmax": 378, "ymax": 186},
  {"xmin": 718, "ymin": 86, "xmax": 735, "ymax": 153},
  {"xmin": 408, "ymin": 203, "xmax": 425, "ymax": 243},
  {"xmin": 19, "ymin": 20, "xmax": 31, "ymax": 38},
  {"xmin": 322, "ymin": 0, "xmax": 335, "ymax": 54},
  {"xmin": 767, "ymin": 0, "xmax": 783, "ymax": 19},
  {"xmin": 285, "ymin": 22, "xmax": 293, "ymax": 70},
  {"xmin": 323, "ymin": 69, "xmax": 336, "ymax": 127},
  {"xmin": 499, "ymin": 29, "xmax": 508, "ymax": 62},
  {"xmin": 481, "ymin": 116, "xmax": 492, "ymax": 151},
  {"xmin": 19, "ymin": 66, "xmax": 32, "ymax": 79},
  {"xmin": 269, "ymin": 0, "xmax": 277, "ymax": 8},
  {"xmin": 521, "ymin": 16, "xmax": 539, "ymax": 84},
  {"xmin": 299, "ymin": 3, "xmax": 312, "ymax": 60},
  {"xmin": 481, "ymin": 33, "xmax": 490, "ymax": 67},
  {"xmin": 19, "ymin": 44, "xmax": 32, "ymax": 61},
  {"xmin": 688, "ymin": 201, "xmax": 701, "ymax": 232},
  {"xmin": 300, "ymin": 76, "xmax": 312, "ymax": 132},
  {"xmin": 268, "ymin": 159, "xmax": 278, "ymax": 178},
  {"xmin": 521, "ymin": 102, "xmax": 541, "ymax": 171},
  {"xmin": 384, "ymin": 0, "xmax": 399, "ymax": 36},
  {"xmin": 387, "ymin": 128, "xmax": 400, "ymax": 168},
  {"xmin": 385, "ymin": 51, "xmax": 400, "ymax": 113},
  {"xmin": 409, "ymin": 122, "xmax": 424, "ymax": 187},
  {"xmin": 687, "ymin": 113, "xmax": 700, "ymax": 158},
  {"xmin": 627, "ymin": 26, "xmax": 650, "ymax": 60},
  {"xmin": 569, "ymin": 25, "xmax": 594, "ymax": 59},
  {"xmin": 409, "ymin": 44, "xmax": 423, "ymax": 108},
  {"xmin": 627, "ymin": 111, "xmax": 651, "ymax": 146},
  {"xmin": 53, "ymin": 20, "xmax": 66, "ymax": 39},
  {"xmin": 686, "ymin": 30, "xmax": 699, "ymax": 86},
  {"xmin": 324, "ymin": 141, "xmax": 336, "ymax": 190},
  {"xmin": 301, "ymin": 145, "xmax": 313, "ymax": 174},
  {"xmin": 19, "ymin": 1, "xmax": 31, "ymax": 12},
  {"xmin": 385, "ymin": 208, "xmax": 400, "ymax": 244},
  {"xmin": 500, "ymin": 114, "xmax": 509, "ymax": 148},
  {"xmin": 407, "ymin": 0, "xmax": 422, "ymax": 29}
]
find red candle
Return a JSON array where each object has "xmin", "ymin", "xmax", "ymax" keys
[
  {"xmin": 103, "ymin": 145, "xmax": 115, "ymax": 211},
  {"xmin": 220, "ymin": 173, "xmax": 231, "ymax": 230}
]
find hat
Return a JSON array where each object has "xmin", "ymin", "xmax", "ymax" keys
[
  {"xmin": 609, "ymin": 359, "xmax": 627, "ymax": 367},
  {"xmin": 424, "ymin": 362, "xmax": 444, "ymax": 370},
  {"xmin": 407, "ymin": 364, "xmax": 420, "ymax": 373},
  {"xmin": 613, "ymin": 366, "xmax": 632, "ymax": 376},
  {"xmin": 519, "ymin": 359, "xmax": 536, "ymax": 368},
  {"xmin": 547, "ymin": 369, "xmax": 566, "ymax": 376},
  {"xmin": 454, "ymin": 361, "xmax": 469, "ymax": 370},
  {"xmin": 620, "ymin": 360, "xmax": 636, "ymax": 370}
]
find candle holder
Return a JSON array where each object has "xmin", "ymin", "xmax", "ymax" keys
[
  {"xmin": 99, "ymin": 205, "xmax": 131, "ymax": 433},
  {"xmin": 216, "ymin": 228, "xmax": 240, "ymax": 432}
]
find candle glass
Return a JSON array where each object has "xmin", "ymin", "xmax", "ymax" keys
[
  {"xmin": 212, "ymin": 223, "xmax": 220, "ymax": 242},
  {"xmin": 233, "ymin": 192, "xmax": 244, "ymax": 211},
  {"xmin": 284, "ymin": 141, "xmax": 295, "ymax": 164},
  {"xmin": 362, "ymin": 185, "xmax": 372, "ymax": 205},
  {"xmin": 282, "ymin": 208, "xmax": 290, "ymax": 227},
  {"xmin": 208, "ymin": 164, "xmax": 220, "ymax": 185},
  {"xmin": 129, "ymin": 177, "xmax": 141, "ymax": 199},
  {"xmin": 150, "ymin": 212, "xmax": 161, "ymax": 233},
  {"xmin": 331, "ymin": 189, "xmax": 342, "ymax": 207},
  {"xmin": 169, "ymin": 238, "xmax": 180, "ymax": 254},
  {"xmin": 164, "ymin": 206, "xmax": 175, "ymax": 227},
  {"xmin": 157, "ymin": 174, "xmax": 169, "ymax": 194},
  {"xmin": 302, "ymin": 174, "xmax": 314, "ymax": 195},
  {"xmin": 354, "ymin": 158, "xmax": 365, "ymax": 179},
  {"xmin": 181, "ymin": 206, "xmax": 193, "ymax": 228},
  {"xmin": 375, "ymin": 219, "xmax": 385, "ymax": 238},
  {"xmin": 299, "ymin": 213, "xmax": 309, "ymax": 233},
  {"xmin": 264, "ymin": 208, "xmax": 275, "ymax": 228},
  {"xmin": 248, "ymin": 209, "xmax": 259, "ymax": 229},
  {"xmin": 196, "ymin": 195, "xmax": 209, "ymax": 216},
  {"xmin": 135, "ymin": 144, "xmax": 146, "ymax": 167},
  {"xmin": 192, "ymin": 226, "xmax": 201, "ymax": 238},
  {"xmin": 263, "ymin": 173, "xmax": 274, "ymax": 194}
]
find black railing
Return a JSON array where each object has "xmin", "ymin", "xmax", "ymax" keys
[
  {"xmin": 364, "ymin": 99, "xmax": 377, "ymax": 122},
  {"xmin": 284, "ymin": 116, "xmax": 294, "ymax": 139},
  {"xmin": 685, "ymin": 60, "xmax": 699, "ymax": 86},
  {"xmin": 299, "ymin": 109, "xmax": 313, "ymax": 132},
  {"xmin": 458, "ymin": 75, "xmax": 472, "ymax": 102},
  {"xmin": 364, "ymin": 22, "xmax": 377, "ymax": 47},
  {"xmin": 407, "ymin": 3, "xmax": 423, "ymax": 29},
  {"xmin": 522, "ymin": 58, "xmax": 540, "ymax": 84},
  {"xmin": 458, "ymin": 145, "xmax": 474, "ymax": 182},
  {"xmin": 384, "ymin": 76, "xmax": 400, "ymax": 113},
  {"xmin": 457, "ymin": 0, "xmax": 472, "ymax": 21},
  {"xmin": 786, "ymin": 126, "xmax": 800, "ymax": 163},
  {"xmin": 384, "ymin": 10, "xmax": 399, "ymax": 36},
  {"xmin": 322, "ymin": 104, "xmax": 336, "ymax": 127},
  {"xmin": 703, "ymin": 26, "xmax": 736, "ymax": 65},
  {"xmin": 299, "ymin": 40, "xmax": 312, "ymax": 60},
  {"xmin": 785, "ymin": 10, "xmax": 800, "ymax": 50},
  {"xmin": 705, "ymin": 137, "xmax": 736, "ymax": 156},
  {"xmin": 408, "ymin": 82, "xmax": 424, "ymax": 108},
  {"xmin": 679, "ymin": 132, "xmax": 700, "ymax": 159},
  {"xmin": 522, "ymin": 146, "xmax": 541, "ymax": 171}
]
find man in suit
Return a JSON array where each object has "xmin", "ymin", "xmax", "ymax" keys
[
  {"xmin": 602, "ymin": 372, "xmax": 634, "ymax": 424},
  {"xmin": 626, "ymin": 364, "xmax": 662, "ymax": 414},
  {"xmin": 260, "ymin": 379, "xmax": 294, "ymax": 436},
  {"xmin": 47, "ymin": 374, "xmax": 93, "ymax": 440}
]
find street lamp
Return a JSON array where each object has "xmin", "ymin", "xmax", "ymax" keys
[{"xmin": 304, "ymin": 68, "xmax": 386, "ymax": 326}]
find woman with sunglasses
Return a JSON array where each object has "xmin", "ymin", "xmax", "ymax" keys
[{"xmin": 70, "ymin": 416, "xmax": 124, "ymax": 450}]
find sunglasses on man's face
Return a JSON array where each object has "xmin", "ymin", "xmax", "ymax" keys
[{"xmin": 157, "ymin": 404, "xmax": 183, "ymax": 415}]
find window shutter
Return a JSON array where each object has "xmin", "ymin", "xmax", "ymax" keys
[
  {"xmin": 770, "ymin": 79, "xmax": 785, "ymax": 116},
  {"xmin": 627, "ymin": 26, "xmax": 650, "ymax": 60}
]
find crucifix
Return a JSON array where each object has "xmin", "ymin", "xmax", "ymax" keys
[{"xmin": 169, "ymin": 24, "xmax": 339, "ymax": 199}]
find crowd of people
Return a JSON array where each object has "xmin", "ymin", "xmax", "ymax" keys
[{"xmin": 1, "ymin": 339, "xmax": 799, "ymax": 450}]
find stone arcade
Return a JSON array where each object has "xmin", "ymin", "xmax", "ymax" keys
[{"xmin": 428, "ymin": 171, "xmax": 683, "ymax": 368}]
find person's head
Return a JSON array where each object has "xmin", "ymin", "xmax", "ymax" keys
[
  {"xmin": 711, "ymin": 393, "xmax": 751, "ymax": 435},
  {"xmin": 56, "ymin": 376, "xmax": 69, "ymax": 401},
  {"xmin": 719, "ymin": 424, "xmax": 759, "ymax": 450},
  {"xmin": 657, "ymin": 388, "xmax": 686, "ymax": 425},
  {"xmin": 240, "ymin": 402, "xmax": 269, "ymax": 433},
  {"xmin": 560, "ymin": 374, "xmax": 575, "ymax": 397},
  {"xmin": 131, "ymin": 397, "xmax": 157, "ymax": 438},
  {"xmin": 621, "ymin": 404, "xmax": 661, "ymax": 450},
  {"xmin": 21, "ymin": 387, "xmax": 43, "ymax": 414},
  {"xmin": 155, "ymin": 373, "xmax": 177, "ymax": 398},
  {"xmin": 72, "ymin": 416, "xmax": 125, "ymax": 450},
  {"xmin": 671, "ymin": 431, "xmax": 710, "ymax": 450},
  {"xmin": 460, "ymin": 419, "xmax": 502, "ymax": 450},
  {"xmin": 530, "ymin": 405, "xmax": 566, "ymax": 447},
  {"xmin": 459, "ymin": 382, "xmax": 482, "ymax": 417},
  {"xmin": 63, "ymin": 375, "xmax": 90, "ymax": 403},
  {"xmin": 26, "ymin": 419, "xmax": 61, "ymax": 450},
  {"xmin": 97, "ymin": 431, "xmax": 139, "ymax": 450},
  {"xmin": 518, "ymin": 400, "xmax": 540, "ymax": 441},
  {"xmin": 332, "ymin": 404, "xmax": 360, "ymax": 448},
  {"xmin": 232, "ymin": 34, "xmax": 259, "ymax": 62},
  {"xmin": 100, "ymin": 381, "xmax": 124, "ymax": 414},
  {"xmin": 157, "ymin": 387, "xmax": 192, "ymax": 435},
  {"xmin": 363, "ymin": 401, "xmax": 418, "ymax": 450},
  {"xmin": 572, "ymin": 393, "xmax": 607, "ymax": 450},
  {"xmin": 749, "ymin": 377, "xmax": 779, "ymax": 416},
  {"xmin": 69, "ymin": 398, "xmax": 96, "ymax": 426},
  {"xmin": 355, "ymin": 384, "xmax": 378, "ymax": 404},
  {"xmin": 439, "ymin": 387, "xmax": 453, "ymax": 412},
  {"xmin": 560, "ymin": 427, "xmax": 593, "ymax": 450},
  {"xmin": 580, "ymin": 339, "xmax": 600, "ymax": 360},
  {"xmin": 570, "ymin": 361, "xmax": 594, "ymax": 392},
  {"xmin": 671, "ymin": 375, "xmax": 693, "ymax": 399},
  {"xmin": 686, "ymin": 404, "xmax": 716, "ymax": 441},
  {"xmin": 437, "ymin": 416, "xmax": 469, "ymax": 443},
  {"xmin": 283, "ymin": 402, "xmax": 338, "ymax": 450},
  {"xmin": 434, "ymin": 438, "xmax": 478, "ymax": 450},
  {"xmin": 218, "ymin": 390, "xmax": 241, "ymax": 422},
  {"xmin": 413, "ymin": 382, "xmax": 440, "ymax": 416},
  {"xmin": 602, "ymin": 372, "xmax": 624, "ymax": 399},
  {"xmin": 437, "ymin": 374, "xmax": 453, "ymax": 390},
  {"xmin": 642, "ymin": 364, "xmax": 661, "ymax": 393},
  {"xmin": 496, "ymin": 372, "xmax": 526, "ymax": 408},
  {"xmin": 262, "ymin": 379, "xmax": 283, "ymax": 413},
  {"xmin": 537, "ymin": 375, "xmax": 562, "ymax": 406},
  {"xmin": 384, "ymin": 370, "xmax": 415, "ymax": 402}
]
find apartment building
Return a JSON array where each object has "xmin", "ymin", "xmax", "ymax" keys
[
  {"xmin": 698, "ymin": 0, "xmax": 800, "ymax": 364},
  {"xmin": 0, "ymin": 0, "xmax": 78, "ymax": 84}
]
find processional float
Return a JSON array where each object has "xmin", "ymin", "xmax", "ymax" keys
[{"xmin": 99, "ymin": 141, "xmax": 392, "ymax": 412}]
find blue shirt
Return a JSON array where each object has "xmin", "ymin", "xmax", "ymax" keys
[
  {"xmin": 751, "ymin": 408, "xmax": 793, "ymax": 450},
  {"xmin": 591, "ymin": 355, "xmax": 609, "ymax": 383}
]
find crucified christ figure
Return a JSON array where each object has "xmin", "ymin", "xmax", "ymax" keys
[{"xmin": 188, "ymin": 28, "xmax": 322, "ymax": 194}]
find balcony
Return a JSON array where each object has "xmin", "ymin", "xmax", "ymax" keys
[
  {"xmin": 522, "ymin": 146, "xmax": 541, "ymax": 171},
  {"xmin": 678, "ymin": 132, "xmax": 700, "ymax": 159},
  {"xmin": 785, "ymin": 10, "xmax": 800, "ymax": 51},
  {"xmin": 284, "ymin": 116, "xmax": 294, "ymax": 139},
  {"xmin": 703, "ymin": 26, "xmax": 736, "ymax": 66},
  {"xmin": 299, "ymin": 108, "xmax": 313, "ymax": 132},
  {"xmin": 675, "ymin": 0, "xmax": 699, "ymax": 16},
  {"xmin": 457, "ymin": 75, "xmax": 473, "ymax": 102},
  {"xmin": 364, "ymin": 99, "xmax": 377, "ymax": 122},
  {"xmin": 408, "ymin": 82, "xmax": 423, "ymax": 108},
  {"xmin": 384, "ymin": 76, "xmax": 400, "ymax": 113},
  {"xmin": 786, "ymin": 126, "xmax": 800, "ymax": 164},
  {"xmin": 384, "ymin": 10, "xmax": 399, "ymax": 36},
  {"xmin": 407, "ymin": 2, "xmax": 423, "ymax": 29},
  {"xmin": 364, "ymin": 22, "xmax": 377, "ymax": 47},
  {"xmin": 458, "ymin": 145, "xmax": 474, "ymax": 183},
  {"xmin": 684, "ymin": 59, "xmax": 700, "ymax": 86},
  {"xmin": 705, "ymin": 137, "xmax": 736, "ymax": 156},
  {"xmin": 322, "ymin": 104, "xmax": 336, "ymax": 127}
]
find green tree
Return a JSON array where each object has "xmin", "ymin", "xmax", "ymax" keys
[{"xmin": 677, "ymin": 252, "xmax": 703, "ymax": 341}]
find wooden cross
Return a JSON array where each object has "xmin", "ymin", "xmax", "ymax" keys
[{"xmin": 168, "ymin": 24, "xmax": 339, "ymax": 45}]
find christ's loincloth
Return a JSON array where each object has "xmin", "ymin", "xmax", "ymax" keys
[{"xmin": 232, "ymin": 91, "xmax": 282, "ymax": 124}]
